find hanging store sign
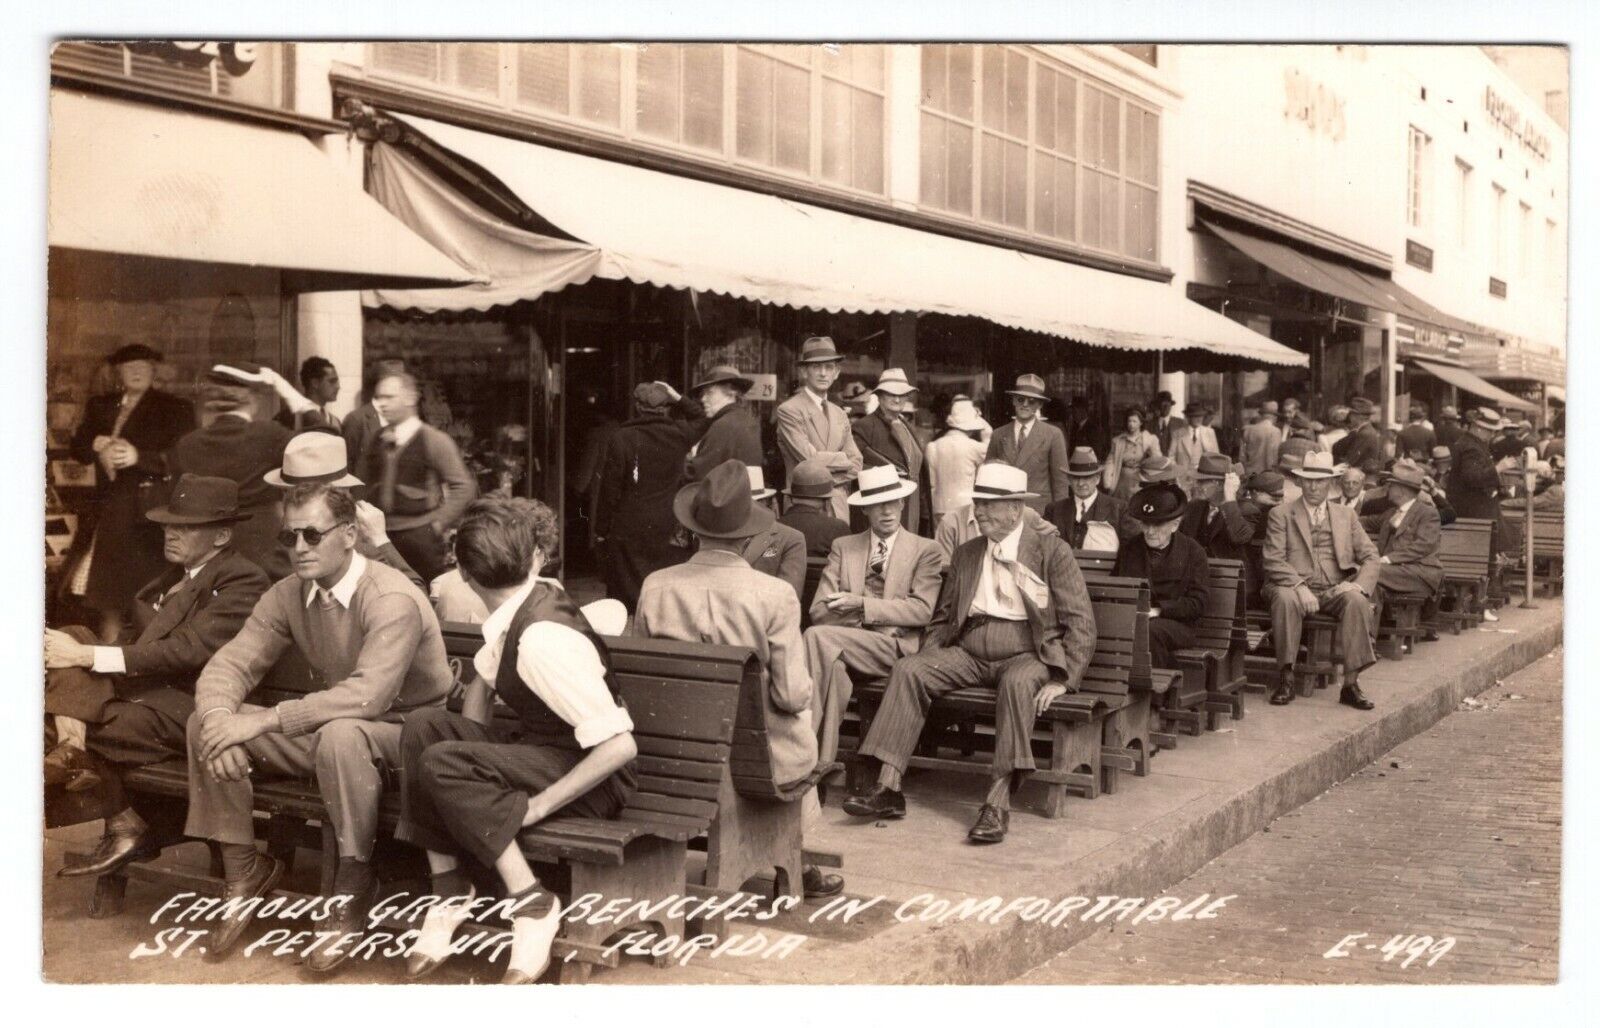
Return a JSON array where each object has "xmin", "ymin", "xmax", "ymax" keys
[
  {"xmin": 1488, "ymin": 276, "xmax": 1508, "ymax": 298},
  {"xmin": 1483, "ymin": 86, "xmax": 1551, "ymax": 163},
  {"xmin": 1282, "ymin": 68, "xmax": 1347, "ymax": 142},
  {"xmin": 125, "ymin": 41, "xmax": 258, "ymax": 77}
]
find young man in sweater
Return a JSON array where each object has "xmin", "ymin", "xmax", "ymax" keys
[{"xmin": 183, "ymin": 482, "xmax": 452, "ymax": 967}]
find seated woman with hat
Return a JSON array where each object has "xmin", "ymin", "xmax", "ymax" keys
[{"xmin": 1114, "ymin": 481, "xmax": 1211, "ymax": 671}]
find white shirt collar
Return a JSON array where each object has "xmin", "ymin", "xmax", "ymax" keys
[
  {"xmin": 391, "ymin": 415, "xmax": 423, "ymax": 447},
  {"xmin": 185, "ymin": 559, "xmax": 209, "ymax": 580},
  {"xmin": 1302, "ymin": 497, "xmax": 1331, "ymax": 521},
  {"xmin": 305, "ymin": 552, "xmax": 367, "ymax": 609},
  {"xmin": 804, "ymin": 387, "xmax": 829, "ymax": 409},
  {"xmin": 1393, "ymin": 496, "xmax": 1417, "ymax": 519},
  {"xmin": 480, "ymin": 577, "xmax": 541, "ymax": 649},
  {"xmin": 869, "ymin": 528, "xmax": 899, "ymax": 558}
]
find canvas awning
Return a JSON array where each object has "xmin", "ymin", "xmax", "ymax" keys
[
  {"xmin": 1410, "ymin": 358, "xmax": 1537, "ymax": 413},
  {"xmin": 48, "ymin": 89, "xmax": 473, "ymax": 292},
  {"xmin": 363, "ymin": 112, "xmax": 1307, "ymax": 369}
]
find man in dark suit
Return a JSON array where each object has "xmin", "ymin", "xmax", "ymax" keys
[
  {"xmin": 1063, "ymin": 396, "xmax": 1108, "ymax": 464},
  {"xmin": 851, "ymin": 368, "xmax": 926, "ymax": 534},
  {"xmin": 1178, "ymin": 453, "xmax": 1257, "ymax": 566},
  {"xmin": 1397, "ymin": 404, "xmax": 1437, "ymax": 461},
  {"xmin": 1434, "ymin": 405, "xmax": 1463, "ymax": 450},
  {"xmin": 274, "ymin": 356, "xmax": 343, "ymax": 433},
  {"xmin": 1333, "ymin": 397, "xmax": 1383, "ymax": 473},
  {"xmin": 844, "ymin": 463, "xmax": 1096, "ymax": 844},
  {"xmin": 1360, "ymin": 459, "xmax": 1443, "ymax": 616},
  {"xmin": 44, "ymin": 475, "xmax": 271, "ymax": 879},
  {"xmin": 779, "ymin": 458, "xmax": 851, "ymax": 557},
  {"xmin": 1046, "ymin": 446, "xmax": 1127, "ymax": 551},
  {"xmin": 1447, "ymin": 408, "xmax": 1506, "ymax": 522},
  {"xmin": 985, "ymin": 373, "xmax": 1070, "ymax": 514},
  {"xmin": 740, "ymin": 467, "xmax": 809, "ymax": 600},
  {"xmin": 595, "ymin": 381, "xmax": 696, "ymax": 608}
]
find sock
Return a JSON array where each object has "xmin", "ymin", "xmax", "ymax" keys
[
  {"xmin": 877, "ymin": 764, "xmax": 903, "ymax": 792},
  {"xmin": 220, "ymin": 843, "xmax": 260, "ymax": 882},
  {"xmin": 431, "ymin": 867, "xmax": 472, "ymax": 900},
  {"xmin": 984, "ymin": 776, "xmax": 1011, "ymax": 810},
  {"xmin": 105, "ymin": 807, "xmax": 146, "ymax": 838},
  {"xmin": 54, "ymin": 716, "xmax": 87, "ymax": 751}
]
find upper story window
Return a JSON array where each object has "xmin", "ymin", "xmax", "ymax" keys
[
  {"xmin": 1454, "ymin": 158, "xmax": 1473, "ymax": 249},
  {"xmin": 367, "ymin": 42, "xmax": 887, "ymax": 197},
  {"xmin": 1407, "ymin": 126, "xmax": 1432, "ymax": 231},
  {"xmin": 1518, "ymin": 201, "xmax": 1534, "ymax": 282},
  {"xmin": 920, "ymin": 44, "xmax": 1161, "ymax": 264},
  {"xmin": 1490, "ymin": 182, "xmax": 1507, "ymax": 275}
]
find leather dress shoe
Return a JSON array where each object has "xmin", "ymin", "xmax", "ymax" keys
[
  {"xmin": 209, "ymin": 853, "xmax": 284, "ymax": 958},
  {"xmin": 841, "ymin": 785, "xmax": 905, "ymax": 820},
  {"xmin": 1269, "ymin": 674, "xmax": 1297, "ymax": 706},
  {"xmin": 57, "ymin": 827, "xmax": 161, "ymax": 879},
  {"xmin": 305, "ymin": 875, "xmax": 380, "ymax": 974},
  {"xmin": 967, "ymin": 804, "xmax": 1009, "ymax": 844},
  {"xmin": 1339, "ymin": 683, "xmax": 1375, "ymax": 710},
  {"xmin": 802, "ymin": 865, "xmax": 845, "ymax": 899}
]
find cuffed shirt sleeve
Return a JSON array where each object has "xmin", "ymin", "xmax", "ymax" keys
[
  {"xmin": 91, "ymin": 646, "xmax": 126, "ymax": 675},
  {"xmin": 514, "ymin": 621, "xmax": 634, "ymax": 747}
]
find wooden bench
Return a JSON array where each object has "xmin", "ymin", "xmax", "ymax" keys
[
  {"xmin": 799, "ymin": 555, "xmax": 828, "ymax": 630},
  {"xmin": 1431, "ymin": 518, "xmax": 1497, "ymax": 634},
  {"xmin": 71, "ymin": 628, "xmax": 747, "ymax": 982},
  {"xmin": 1500, "ymin": 505, "xmax": 1564, "ymax": 597},
  {"xmin": 1173, "ymin": 558, "xmax": 1250, "ymax": 731}
]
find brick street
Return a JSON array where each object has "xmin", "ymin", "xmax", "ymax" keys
[{"xmin": 1016, "ymin": 646, "xmax": 1563, "ymax": 985}]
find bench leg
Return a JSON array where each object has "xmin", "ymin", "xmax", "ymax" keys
[
  {"xmin": 1036, "ymin": 719, "xmax": 1099, "ymax": 815},
  {"xmin": 562, "ymin": 837, "xmax": 689, "ymax": 981},
  {"xmin": 704, "ymin": 779, "xmax": 805, "ymax": 901}
]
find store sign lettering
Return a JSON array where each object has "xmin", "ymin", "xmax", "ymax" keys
[
  {"xmin": 1283, "ymin": 68, "xmax": 1347, "ymax": 141},
  {"xmin": 125, "ymin": 41, "xmax": 258, "ymax": 77},
  {"xmin": 1483, "ymin": 86, "xmax": 1550, "ymax": 163}
]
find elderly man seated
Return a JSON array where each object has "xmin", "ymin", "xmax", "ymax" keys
[
  {"xmin": 843, "ymin": 463, "xmax": 1096, "ymax": 845},
  {"xmin": 803, "ymin": 465, "xmax": 945, "ymax": 775},
  {"xmin": 932, "ymin": 460, "xmax": 1057, "ymax": 560},
  {"xmin": 1359, "ymin": 459, "xmax": 1443, "ymax": 622}
]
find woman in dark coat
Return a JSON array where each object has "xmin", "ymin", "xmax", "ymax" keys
[
  {"xmin": 595, "ymin": 382, "xmax": 696, "ymax": 609},
  {"xmin": 1114, "ymin": 481, "xmax": 1211, "ymax": 669},
  {"xmin": 67, "ymin": 345, "xmax": 195, "ymax": 640}
]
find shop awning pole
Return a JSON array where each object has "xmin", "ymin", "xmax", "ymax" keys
[{"xmin": 1520, "ymin": 448, "xmax": 1538, "ymax": 610}]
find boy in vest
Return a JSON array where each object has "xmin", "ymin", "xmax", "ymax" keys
[{"xmin": 396, "ymin": 498, "xmax": 637, "ymax": 984}]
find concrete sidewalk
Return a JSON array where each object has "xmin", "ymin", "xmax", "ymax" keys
[{"xmin": 42, "ymin": 600, "xmax": 1562, "ymax": 985}]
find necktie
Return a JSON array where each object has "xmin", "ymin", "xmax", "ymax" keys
[
  {"xmin": 1020, "ymin": 423, "xmax": 1030, "ymax": 445},
  {"xmin": 154, "ymin": 574, "xmax": 188, "ymax": 610},
  {"xmin": 990, "ymin": 547, "xmax": 1019, "ymax": 607},
  {"xmin": 1310, "ymin": 504, "xmax": 1326, "ymax": 527},
  {"xmin": 378, "ymin": 426, "xmax": 400, "ymax": 513},
  {"xmin": 869, "ymin": 538, "xmax": 886, "ymax": 576}
]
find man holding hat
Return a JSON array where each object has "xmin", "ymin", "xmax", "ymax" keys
[
  {"xmin": 1332, "ymin": 397, "xmax": 1382, "ymax": 472},
  {"xmin": 594, "ymin": 381, "xmax": 697, "ymax": 608},
  {"xmin": 1170, "ymin": 402, "xmax": 1220, "ymax": 493},
  {"xmin": 684, "ymin": 365, "xmax": 764, "ymax": 482},
  {"xmin": 804, "ymin": 465, "xmax": 945, "ymax": 770},
  {"xmin": 775, "ymin": 337, "xmax": 864, "ymax": 521},
  {"xmin": 779, "ymin": 458, "xmax": 852, "ymax": 557},
  {"xmin": 845, "ymin": 462, "xmax": 1095, "ymax": 845},
  {"xmin": 986, "ymin": 373, "xmax": 1070, "ymax": 514},
  {"xmin": 1261, "ymin": 452, "xmax": 1382, "ymax": 710},
  {"xmin": 1362, "ymin": 459, "xmax": 1443, "ymax": 618},
  {"xmin": 1447, "ymin": 408, "xmax": 1507, "ymax": 523},
  {"xmin": 1116, "ymin": 481, "xmax": 1211, "ymax": 669},
  {"xmin": 925, "ymin": 397, "xmax": 990, "ymax": 523},
  {"xmin": 1243, "ymin": 401, "xmax": 1282, "ymax": 476},
  {"xmin": 738, "ymin": 466, "xmax": 809, "ymax": 599},
  {"xmin": 636, "ymin": 460, "xmax": 840, "ymax": 898},
  {"xmin": 1179, "ymin": 453, "xmax": 1256, "ymax": 568},
  {"xmin": 1048, "ymin": 447, "xmax": 1127, "ymax": 551},
  {"xmin": 852, "ymin": 368, "xmax": 926, "ymax": 534},
  {"xmin": 44, "ymin": 475, "xmax": 271, "ymax": 880}
]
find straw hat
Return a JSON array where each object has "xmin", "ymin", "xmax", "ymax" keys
[{"xmin": 847, "ymin": 464, "xmax": 917, "ymax": 505}]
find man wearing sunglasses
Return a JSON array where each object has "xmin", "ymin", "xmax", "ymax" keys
[{"xmin": 181, "ymin": 482, "xmax": 452, "ymax": 969}]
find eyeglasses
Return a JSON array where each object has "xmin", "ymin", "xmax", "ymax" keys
[{"xmin": 277, "ymin": 522, "xmax": 350, "ymax": 548}]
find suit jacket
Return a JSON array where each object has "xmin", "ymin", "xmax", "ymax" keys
[
  {"xmin": 1169, "ymin": 424, "xmax": 1220, "ymax": 490},
  {"xmin": 1262, "ymin": 498, "xmax": 1381, "ymax": 596},
  {"xmin": 1397, "ymin": 423, "xmax": 1437, "ymax": 460},
  {"xmin": 167, "ymin": 415, "xmax": 295, "ymax": 579},
  {"xmin": 927, "ymin": 526, "xmax": 1096, "ymax": 688},
  {"xmin": 685, "ymin": 403, "xmax": 763, "ymax": 482},
  {"xmin": 852, "ymin": 407, "xmax": 925, "ymax": 533},
  {"xmin": 1447, "ymin": 433, "xmax": 1502, "ymax": 521},
  {"xmin": 1046, "ymin": 490, "xmax": 1128, "ymax": 551},
  {"xmin": 1334, "ymin": 423, "xmax": 1383, "ymax": 472},
  {"xmin": 985, "ymin": 419, "xmax": 1070, "ymax": 512},
  {"xmin": 738, "ymin": 520, "xmax": 808, "ymax": 600},
  {"xmin": 807, "ymin": 530, "xmax": 945, "ymax": 654},
  {"xmin": 778, "ymin": 505, "xmax": 852, "ymax": 558},
  {"xmin": 1178, "ymin": 498, "xmax": 1256, "ymax": 565},
  {"xmin": 934, "ymin": 503, "xmax": 1057, "ymax": 561},
  {"xmin": 1242, "ymin": 419, "xmax": 1281, "ymax": 475},
  {"xmin": 775, "ymin": 391, "xmax": 863, "ymax": 521},
  {"xmin": 635, "ymin": 549, "xmax": 817, "ymax": 787},
  {"xmin": 341, "ymin": 402, "xmax": 384, "ymax": 469},
  {"xmin": 1371, "ymin": 499, "xmax": 1443, "ymax": 592},
  {"xmin": 116, "ymin": 548, "xmax": 273, "ymax": 721}
]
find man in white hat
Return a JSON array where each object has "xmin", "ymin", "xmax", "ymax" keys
[
  {"xmin": 775, "ymin": 336, "xmax": 864, "ymax": 521},
  {"xmin": 986, "ymin": 373, "xmax": 1069, "ymax": 514},
  {"xmin": 925, "ymin": 397, "xmax": 989, "ymax": 524},
  {"xmin": 844, "ymin": 463, "xmax": 1095, "ymax": 845},
  {"xmin": 803, "ymin": 466, "xmax": 945, "ymax": 771},
  {"xmin": 851, "ymin": 368, "xmax": 926, "ymax": 534},
  {"xmin": 1261, "ymin": 451, "xmax": 1382, "ymax": 710},
  {"xmin": 736, "ymin": 466, "xmax": 807, "ymax": 600},
  {"xmin": 1362, "ymin": 459, "xmax": 1443, "ymax": 616}
]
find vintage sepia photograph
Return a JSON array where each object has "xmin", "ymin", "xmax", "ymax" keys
[{"xmin": 31, "ymin": 14, "xmax": 1581, "ymax": 1003}]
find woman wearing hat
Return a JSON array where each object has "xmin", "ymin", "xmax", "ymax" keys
[
  {"xmin": 1114, "ymin": 482, "xmax": 1210, "ymax": 670},
  {"xmin": 594, "ymin": 381, "xmax": 696, "ymax": 609},
  {"xmin": 925, "ymin": 398, "xmax": 990, "ymax": 524},
  {"xmin": 684, "ymin": 365, "xmax": 763, "ymax": 483},
  {"xmin": 66, "ymin": 344, "xmax": 196, "ymax": 641},
  {"xmin": 1102, "ymin": 405, "xmax": 1162, "ymax": 501}
]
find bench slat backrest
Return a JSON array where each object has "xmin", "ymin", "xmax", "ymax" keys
[
  {"xmin": 1075, "ymin": 550, "xmax": 1118, "ymax": 576},
  {"xmin": 1439, "ymin": 518, "xmax": 1496, "ymax": 577},
  {"xmin": 1193, "ymin": 558, "xmax": 1247, "ymax": 656},
  {"xmin": 1079, "ymin": 573, "xmax": 1148, "ymax": 698},
  {"xmin": 800, "ymin": 556, "xmax": 829, "ymax": 629}
]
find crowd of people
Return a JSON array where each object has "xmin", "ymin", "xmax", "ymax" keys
[{"xmin": 42, "ymin": 335, "xmax": 1565, "ymax": 982}]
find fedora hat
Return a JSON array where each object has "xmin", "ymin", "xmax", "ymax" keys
[
  {"xmin": 848, "ymin": 464, "xmax": 917, "ymax": 506},
  {"xmin": 691, "ymin": 364, "xmax": 754, "ymax": 395},
  {"xmin": 1431, "ymin": 445, "xmax": 1452, "ymax": 460},
  {"xmin": 1138, "ymin": 454, "xmax": 1178, "ymax": 484},
  {"xmin": 146, "ymin": 474, "xmax": 251, "ymax": 525},
  {"xmin": 1382, "ymin": 459, "xmax": 1427, "ymax": 491},
  {"xmin": 946, "ymin": 398, "xmax": 986, "ymax": 432},
  {"xmin": 1128, "ymin": 481, "xmax": 1188, "ymax": 524},
  {"xmin": 108, "ymin": 343, "xmax": 162, "ymax": 366},
  {"xmin": 873, "ymin": 368, "xmax": 918, "ymax": 396},
  {"xmin": 1247, "ymin": 470, "xmax": 1286, "ymax": 497},
  {"xmin": 1006, "ymin": 373, "xmax": 1049, "ymax": 401},
  {"xmin": 1193, "ymin": 453, "xmax": 1232, "ymax": 480},
  {"xmin": 962, "ymin": 462, "xmax": 1038, "ymax": 502},
  {"xmin": 1469, "ymin": 408, "xmax": 1505, "ymax": 431},
  {"xmin": 1066, "ymin": 446, "xmax": 1102, "ymax": 477},
  {"xmin": 1184, "ymin": 401, "xmax": 1209, "ymax": 417},
  {"xmin": 783, "ymin": 458, "xmax": 835, "ymax": 499},
  {"xmin": 839, "ymin": 381, "xmax": 871, "ymax": 408},
  {"xmin": 746, "ymin": 465, "xmax": 777, "ymax": 501},
  {"xmin": 1290, "ymin": 451, "xmax": 1344, "ymax": 480},
  {"xmin": 266, "ymin": 431, "xmax": 364, "ymax": 488},
  {"xmin": 1440, "ymin": 405, "xmax": 1459, "ymax": 419},
  {"xmin": 797, "ymin": 336, "xmax": 844, "ymax": 364},
  {"xmin": 673, "ymin": 460, "xmax": 775, "ymax": 540},
  {"xmin": 1347, "ymin": 396, "xmax": 1376, "ymax": 416}
]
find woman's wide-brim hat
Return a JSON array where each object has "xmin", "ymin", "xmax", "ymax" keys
[
  {"xmin": 961, "ymin": 462, "xmax": 1038, "ymax": 501},
  {"xmin": 673, "ymin": 459, "xmax": 774, "ymax": 539},
  {"xmin": 265, "ymin": 431, "xmax": 364, "ymax": 488},
  {"xmin": 1128, "ymin": 481, "xmax": 1189, "ymax": 524},
  {"xmin": 946, "ymin": 398, "xmax": 987, "ymax": 431},
  {"xmin": 848, "ymin": 464, "xmax": 917, "ymax": 505},
  {"xmin": 1290, "ymin": 451, "xmax": 1344, "ymax": 479},
  {"xmin": 146, "ymin": 474, "xmax": 252, "ymax": 525},
  {"xmin": 691, "ymin": 364, "xmax": 754, "ymax": 394}
]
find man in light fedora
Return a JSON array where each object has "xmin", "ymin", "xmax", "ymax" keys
[
  {"xmin": 736, "ymin": 466, "xmax": 808, "ymax": 599},
  {"xmin": 986, "ymin": 373, "xmax": 1069, "ymax": 514},
  {"xmin": 925, "ymin": 397, "xmax": 990, "ymax": 524},
  {"xmin": 1362, "ymin": 459, "xmax": 1443, "ymax": 618},
  {"xmin": 45, "ymin": 474, "xmax": 271, "ymax": 881},
  {"xmin": 1170, "ymin": 401, "xmax": 1220, "ymax": 494},
  {"xmin": 852, "ymin": 368, "xmax": 926, "ymax": 534},
  {"xmin": 684, "ymin": 365, "xmax": 764, "ymax": 482},
  {"xmin": 804, "ymin": 465, "xmax": 945, "ymax": 770},
  {"xmin": 1047, "ymin": 446, "xmax": 1127, "ymax": 551},
  {"xmin": 1261, "ymin": 451, "xmax": 1382, "ymax": 710},
  {"xmin": 636, "ymin": 460, "xmax": 840, "ymax": 898},
  {"xmin": 844, "ymin": 462, "xmax": 1095, "ymax": 845},
  {"xmin": 779, "ymin": 458, "xmax": 851, "ymax": 558},
  {"xmin": 775, "ymin": 336, "xmax": 864, "ymax": 521}
]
